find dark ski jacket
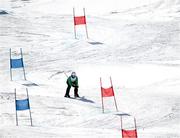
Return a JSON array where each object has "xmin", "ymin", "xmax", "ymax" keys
[{"xmin": 66, "ymin": 76, "xmax": 78, "ymax": 87}]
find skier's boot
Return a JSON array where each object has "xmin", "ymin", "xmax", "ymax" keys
[
  {"xmin": 65, "ymin": 85, "xmax": 71, "ymax": 98},
  {"xmin": 74, "ymin": 93, "xmax": 80, "ymax": 98},
  {"xmin": 64, "ymin": 95, "xmax": 70, "ymax": 98}
]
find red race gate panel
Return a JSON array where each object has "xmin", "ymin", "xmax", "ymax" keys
[
  {"xmin": 74, "ymin": 16, "xmax": 86, "ymax": 25},
  {"xmin": 122, "ymin": 129, "xmax": 137, "ymax": 138},
  {"xmin": 101, "ymin": 87, "xmax": 114, "ymax": 97}
]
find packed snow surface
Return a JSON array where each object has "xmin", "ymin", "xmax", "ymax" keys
[{"xmin": 0, "ymin": 0, "xmax": 180, "ymax": 137}]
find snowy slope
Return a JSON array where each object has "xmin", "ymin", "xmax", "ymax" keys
[{"xmin": 0, "ymin": 0, "xmax": 180, "ymax": 138}]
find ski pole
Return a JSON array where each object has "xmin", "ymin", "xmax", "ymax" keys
[{"xmin": 63, "ymin": 71, "xmax": 68, "ymax": 78}]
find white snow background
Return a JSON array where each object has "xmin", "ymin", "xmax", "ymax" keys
[{"xmin": 0, "ymin": 0, "xmax": 180, "ymax": 137}]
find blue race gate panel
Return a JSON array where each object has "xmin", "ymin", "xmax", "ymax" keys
[
  {"xmin": 14, "ymin": 88, "xmax": 32, "ymax": 126},
  {"xmin": 16, "ymin": 99, "xmax": 30, "ymax": 111},
  {"xmin": 11, "ymin": 58, "xmax": 24, "ymax": 68},
  {"xmin": 10, "ymin": 48, "xmax": 27, "ymax": 80}
]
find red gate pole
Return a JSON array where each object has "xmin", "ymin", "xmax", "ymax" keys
[
  {"xmin": 134, "ymin": 117, "xmax": 138, "ymax": 138},
  {"xmin": 73, "ymin": 8, "xmax": 77, "ymax": 39},
  {"xmin": 83, "ymin": 8, "xmax": 89, "ymax": 39},
  {"xmin": 100, "ymin": 77, "xmax": 105, "ymax": 113},
  {"xmin": 110, "ymin": 77, "xmax": 118, "ymax": 112},
  {"xmin": 121, "ymin": 116, "xmax": 123, "ymax": 138}
]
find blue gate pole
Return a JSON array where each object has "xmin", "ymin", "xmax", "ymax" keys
[
  {"xmin": 14, "ymin": 88, "xmax": 18, "ymax": 126},
  {"xmin": 20, "ymin": 48, "xmax": 27, "ymax": 80},
  {"xmin": 26, "ymin": 88, "xmax": 33, "ymax": 126},
  {"xmin": 10, "ymin": 48, "xmax": 13, "ymax": 81}
]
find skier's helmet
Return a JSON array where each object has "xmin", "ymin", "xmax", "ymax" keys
[{"xmin": 71, "ymin": 72, "xmax": 76, "ymax": 78}]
